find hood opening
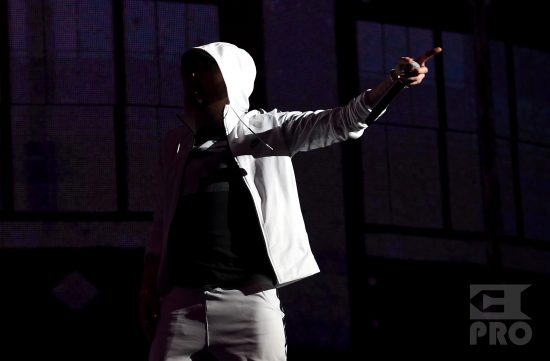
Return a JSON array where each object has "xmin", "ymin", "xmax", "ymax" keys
[{"xmin": 182, "ymin": 42, "xmax": 256, "ymax": 113}]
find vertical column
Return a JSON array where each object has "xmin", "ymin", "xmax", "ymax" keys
[
  {"xmin": 335, "ymin": 0, "xmax": 364, "ymax": 351},
  {"xmin": 112, "ymin": 0, "xmax": 128, "ymax": 212},
  {"xmin": 0, "ymin": 0, "xmax": 13, "ymax": 211},
  {"xmin": 433, "ymin": 30, "xmax": 451, "ymax": 231},
  {"xmin": 471, "ymin": 0, "xmax": 503, "ymax": 272},
  {"xmin": 504, "ymin": 44, "xmax": 524, "ymax": 239}
]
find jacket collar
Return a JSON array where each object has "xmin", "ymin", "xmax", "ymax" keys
[
  {"xmin": 223, "ymin": 104, "xmax": 244, "ymax": 135},
  {"xmin": 179, "ymin": 103, "xmax": 244, "ymax": 138}
]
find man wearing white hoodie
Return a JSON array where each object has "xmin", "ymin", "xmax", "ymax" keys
[{"xmin": 139, "ymin": 42, "xmax": 440, "ymax": 361}]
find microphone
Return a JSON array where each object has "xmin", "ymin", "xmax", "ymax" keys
[{"xmin": 364, "ymin": 61, "xmax": 418, "ymax": 127}]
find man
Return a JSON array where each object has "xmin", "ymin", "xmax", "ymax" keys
[{"xmin": 140, "ymin": 41, "xmax": 441, "ymax": 361}]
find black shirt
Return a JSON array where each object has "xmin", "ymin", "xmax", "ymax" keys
[{"xmin": 166, "ymin": 138, "xmax": 274, "ymax": 289}]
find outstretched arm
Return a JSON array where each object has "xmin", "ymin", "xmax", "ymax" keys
[{"xmin": 280, "ymin": 47, "xmax": 442, "ymax": 155}]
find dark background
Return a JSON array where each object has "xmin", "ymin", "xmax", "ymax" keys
[{"xmin": 1, "ymin": 0, "xmax": 549, "ymax": 359}]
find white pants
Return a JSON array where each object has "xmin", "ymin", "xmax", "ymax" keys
[{"xmin": 149, "ymin": 286, "xmax": 287, "ymax": 361}]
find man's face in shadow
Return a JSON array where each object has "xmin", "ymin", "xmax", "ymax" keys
[{"xmin": 181, "ymin": 51, "xmax": 228, "ymax": 110}]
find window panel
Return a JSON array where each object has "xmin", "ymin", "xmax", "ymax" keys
[
  {"xmin": 50, "ymin": 51, "xmax": 115, "ymax": 104},
  {"xmin": 126, "ymin": 54, "xmax": 160, "ymax": 105},
  {"xmin": 124, "ymin": 0, "xmax": 160, "ymax": 104},
  {"xmin": 365, "ymin": 234, "xmax": 486, "ymax": 264},
  {"xmin": 515, "ymin": 46, "xmax": 550, "ymax": 146},
  {"xmin": 442, "ymin": 32, "xmax": 477, "ymax": 132},
  {"xmin": 356, "ymin": 21, "xmax": 384, "ymax": 75},
  {"xmin": 126, "ymin": 106, "xmax": 180, "ymax": 212},
  {"xmin": 158, "ymin": 54, "xmax": 183, "ymax": 106},
  {"xmin": 447, "ymin": 132, "xmax": 483, "ymax": 231},
  {"xmin": 10, "ymin": 52, "xmax": 48, "ymax": 104},
  {"xmin": 77, "ymin": 0, "xmax": 113, "ymax": 52},
  {"xmin": 387, "ymin": 127, "xmax": 442, "ymax": 228},
  {"xmin": 124, "ymin": 0, "xmax": 157, "ymax": 53},
  {"xmin": 491, "ymin": 41, "xmax": 510, "ymax": 138},
  {"xmin": 381, "ymin": 24, "xmax": 408, "ymax": 70},
  {"xmin": 9, "ymin": 0, "xmax": 47, "ymax": 104},
  {"xmin": 157, "ymin": 2, "xmax": 187, "ymax": 55},
  {"xmin": 124, "ymin": 1, "xmax": 219, "ymax": 106},
  {"xmin": 185, "ymin": 4, "xmax": 221, "ymax": 47},
  {"xmin": 12, "ymin": 105, "xmax": 116, "ymax": 211},
  {"xmin": 519, "ymin": 143, "xmax": 550, "ymax": 242},
  {"xmin": 8, "ymin": 0, "xmax": 45, "ymax": 51},
  {"xmin": 50, "ymin": 0, "xmax": 79, "ymax": 51},
  {"xmin": 362, "ymin": 125, "xmax": 391, "ymax": 224},
  {"xmin": 9, "ymin": 0, "xmax": 115, "ymax": 104},
  {"xmin": 496, "ymin": 139, "xmax": 517, "ymax": 236},
  {"xmin": 0, "ymin": 221, "xmax": 150, "ymax": 248}
]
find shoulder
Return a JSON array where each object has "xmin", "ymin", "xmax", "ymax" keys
[{"xmin": 246, "ymin": 108, "xmax": 287, "ymax": 128}]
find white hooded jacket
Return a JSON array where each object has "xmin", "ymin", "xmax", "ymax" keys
[{"xmin": 146, "ymin": 42, "xmax": 376, "ymax": 293}]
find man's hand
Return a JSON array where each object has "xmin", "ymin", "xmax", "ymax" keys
[
  {"xmin": 392, "ymin": 47, "xmax": 443, "ymax": 87},
  {"xmin": 367, "ymin": 47, "xmax": 442, "ymax": 107}
]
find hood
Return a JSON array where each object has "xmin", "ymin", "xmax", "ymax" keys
[{"xmin": 192, "ymin": 42, "xmax": 256, "ymax": 113}]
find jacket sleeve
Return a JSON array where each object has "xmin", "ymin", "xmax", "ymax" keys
[{"xmin": 279, "ymin": 90, "xmax": 379, "ymax": 156}]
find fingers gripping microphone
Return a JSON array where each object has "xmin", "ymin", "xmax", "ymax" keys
[
  {"xmin": 364, "ymin": 61, "xmax": 419, "ymax": 127},
  {"xmin": 364, "ymin": 47, "xmax": 442, "ymax": 126}
]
